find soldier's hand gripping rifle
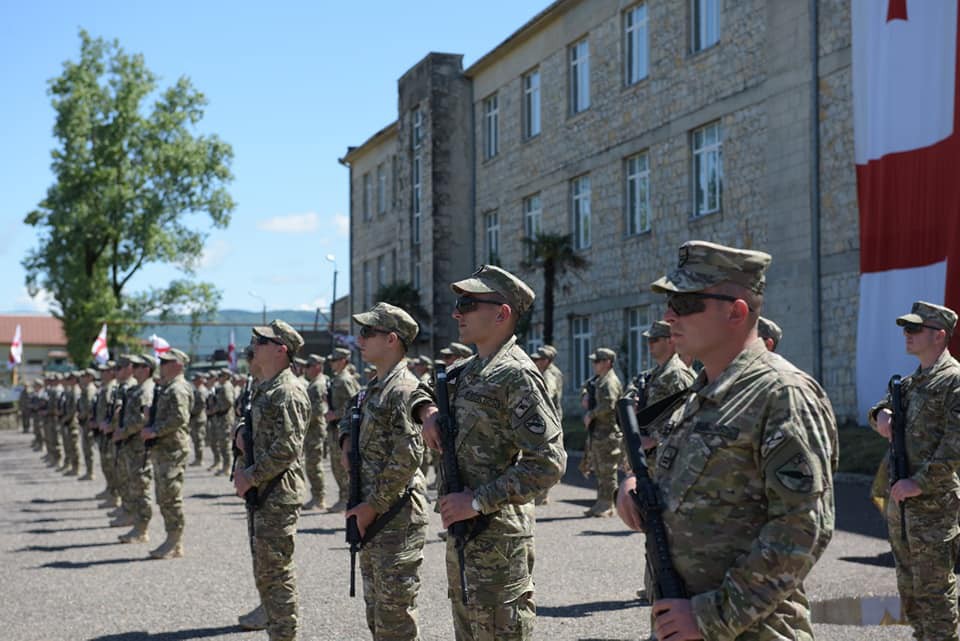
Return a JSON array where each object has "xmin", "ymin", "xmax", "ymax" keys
[
  {"xmin": 889, "ymin": 375, "xmax": 909, "ymax": 542},
  {"xmin": 345, "ymin": 393, "xmax": 364, "ymax": 597},
  {"xmin": 230, "ymin": 378, "xmax": 253, "ymax": 483},
  {"xmin": 142, "ymin": 387, "xmax": 161, "ymax": 468},
  {"xmin": 616, "ymin": 397, "xmax": 686, "ymax": 601},
  {"xmin": 235, "ymin": 375, "xmax": 258, "ymax": 544}
]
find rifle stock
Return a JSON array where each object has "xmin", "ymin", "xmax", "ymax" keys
[
  {"xmin": 889, "ymin": 375, "xmax": 909, "ymax": 541},
  {"xmin": 345, "ymin": 394, "xmax": 364, "ymax": 597}
]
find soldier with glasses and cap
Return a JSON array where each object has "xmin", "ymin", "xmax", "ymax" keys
[
  {"xmin": 303, "ymin": 353, "xmax": 329, "ymax": 510},
  {"xmin": 325, "ymin": 346, "xmax": 361, "ymax": 513},
  {"xmin": 615, "ymin": 240, "xmax": 837, "ymax": 641},
  {"xmin": 869, "ymin": 301, "xmax": 960, "ymax": 641}
]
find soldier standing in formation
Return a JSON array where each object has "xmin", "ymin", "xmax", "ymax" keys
[
  {"xmin": 412, "ymin": 264, "xmax": 566, "ymax": 641},
  {"xmin": 870, "ymin": 301, "xmax": 960, "ymax": 641},
  {"xmin": 29, "ymin": 379, "xmax": 45, "ymax": 452},
  {"xmin": 60, "ymin": 372, "xmax": 81, "ymax": 476},
  {"xmin": 233, "ymin": 320, "xmax": 310, "ymax": 641},
  {"xmin": 343, "ymin": 302, "xmax": 429, "ymax": 641},
  {"xmin": 188, "ymin": 373, "xmax": 208, "ymax": 467},
  {"xmin": 114, "ymin": 354, "xmax": 157, "ymax": 544},
  {"xmin": 531, "ymin": 347, "xmax": 564, "ymax": 506},
  {"xmin": 580, "ymin": 348, "xmax": 623, "ymax": 517},
  {"xmin": 211, "ymin": 370, "xmax": 237, "ymax": 476},
  {"xmin": 107, "ymin": 356, "xmax": 136, "ymax": 527},
  {"xmin": 95, "ymin": 362, "xmax": 120, "ymax": 509},
  {"xmin": 143, "ymin": 348, "xmax": 194, "ymax": 560},
  {"xmin": 48, "ymin": 374, "xmax": 64, "ymax": 469},
  {"xmin": 19, "ymin": 383, "xmax": 31, "ymax": 435},
  {"xmin": 616, "ymin": 240, "xmax": 837, "ymax": 640},
  {"xmin": 77, "ymin": 369, "xmax": 98, "ymax": 481},
  {"xmin": 325, "ymin": 346, "xmax": 361, "ymax": 513},
  {"xmin": 303, "ymin": 353, "xmax": 329, "ymax": 510}
]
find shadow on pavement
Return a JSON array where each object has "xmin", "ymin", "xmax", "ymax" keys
[
  {"xmin": 26, "ymin": 525, "xmax": 113, "ymax": 534},
  {"xmin": 187, "ymin": 492, "xmax": 233, "ymax": 500},
  {"xmin": 536, "ymin": 515, "xmax": 590, "ymax": 524},
  {"xmin": 299, "ymin": 526, "xmax": 342, "ymax": 536},
  {"xmin": 559, "ymin": 498, "xmax": 595, "ymax": 509},
  {"xmin": 25, "ymin": 497, "xmax": 95, "ymax": 504},
  {"xmin": 86, "ymin": 625, "xmax": 246, "ymax": 640},
  {"xmin": 577, "ymin": 529, "xmax": 633, "ymax": 538},
  {"xmin": 39, "ymin": 557, "xmax": 148, "ymax": 570},
  {"xmin": 838, "ymin": 551, "xmax": 896, "ymax": 568},
  {"xmin": 18, "ymin": 541, "xmax": 118, "ymax": 553},
  {"xmin": 539, "ymin": 598, "xmax": 643, "ymax": 618},
  {"xmin": 21, "ymin": 506, "xmax": 104, "ymax": 513}
]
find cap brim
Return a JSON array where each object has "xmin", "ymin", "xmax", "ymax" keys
[
  {"xmin": 451, "ymin": 277, "xmax": 497, "ymax": 296},
  {"xmin": 352, "ymin": 312, "xmax": 378, "ymax": 327},
  {"xmin": 650, "ymin": 269, "xmax": 714, "ymax": 294},
  {"xmin": 896, "ymin": 314, "xmax": 924, "ymax": 326},
  {"xmin": 252, "ymin": 326, "xmax": 276, "ymax": 339}
]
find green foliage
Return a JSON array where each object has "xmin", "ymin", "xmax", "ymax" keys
[
  {"xmin": 22, "ymin": 30, "xmax": 234, "ymax": 365},
  {"xmin": 520, "ymin": 233, "xmax": 589, "ymax": 345},
  {"xmin": 374, "ymin": 282, "xmax": 431, "ymax": 324}
]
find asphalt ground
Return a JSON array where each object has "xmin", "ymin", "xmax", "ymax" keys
[{"xmin": 0, "ymin": 430, "xmax": 912, "ymax": 641}]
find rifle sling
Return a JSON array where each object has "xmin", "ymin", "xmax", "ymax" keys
[
  {"xmin": 634, "ymin": 388, "xmax": 691, "ymax": 428},
  {"xmin": 252, "ymin": 469, "xmax": 288, "ymax": 508},
  {"xmin": 361, "ymin": 487, "xmax": 414, "ymax": 546}
]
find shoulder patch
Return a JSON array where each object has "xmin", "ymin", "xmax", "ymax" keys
[
  {"xmin": 513, "ymin": 397, "xmax": 535, "ymax": 418},
  {"xmin": 524, "ymin": 415, "xmax": 546, "ymax": 434},
  {"xmin": 775, "ymin": 453, "xmax": 814, "ymax": 493}
]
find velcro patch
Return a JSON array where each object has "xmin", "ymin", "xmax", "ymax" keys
[
  {"xmin": 525, "ymin": 415, "xmax": 546, "ymax": 434},
  {"xmin": 775, "ymin": 454, "xmax": 814, "ymax": 493},
  {"xmin": 693, "ymin": 421, "xmax": 739, "ymax": 441},
  {"xmin": 513, "ymin": 397, "xmax": 535, "ymax": 419},
  {"xmin": 761, "ymin": 429, "xmax": 786, "ymax": 458},
  {"xmin": 659, "ymin": 446, "xmax": 678, "ymax": 471},
  {"xmin": 464, "ymin": 391, "xmax": 501, "ymax": 410}
]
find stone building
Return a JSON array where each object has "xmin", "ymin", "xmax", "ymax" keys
[{"xmin": 342, "ymin": 0, "xmax": 859, "ymax": 422}]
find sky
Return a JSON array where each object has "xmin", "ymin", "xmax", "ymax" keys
[{"xmin": 0, "ymin": 1, "xmax": 545, "ymax": 317}]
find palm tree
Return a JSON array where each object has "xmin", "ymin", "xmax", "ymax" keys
[{"xmin": 521, "ymin": 232, "xmax": 589, "ymax": 345}]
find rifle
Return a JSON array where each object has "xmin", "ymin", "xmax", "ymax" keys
[
  {"xmin": 435, "ymin": 364, "xmax": 486, "ymax": 605},
  {"xmin": 142, "ymin": 386, "xmax": 162, "ymax": 468},
  {"xmin": 326, "ymin": 378, "xmax": 338, "ymax": 431},
  {"xmin": 230, "ymin": 379, "xmax": 253, "ymax": 482},
  {"xmin": 889, "ymin": 375, "xmax": 909, "ymax": 542},
  {"xmin": 236, "ymin": 375, "xmax": 258, "ymax": 545},
  {"xmin": 584, "ymin": 375, "xmax": 598, "ymax": 430},
  {"xmin": 345, "ymin": 392, "xmax": 364, "ymax": 597},
  {"xmin": 616, "ymin": 397, "xmax": 687, "ymax": 600}
]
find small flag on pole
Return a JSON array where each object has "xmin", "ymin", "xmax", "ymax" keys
[
  {"xmin": 91, "ymin": 324, "xmax": 109, "ymax": 365},
  {"xmin": 150, "ymin": 334, "xmax": 171, "ymax": 358},
  {"xmin": 228, "ymin": 330, "xmax": 237, "ymax": 372},
  {"xmin": 8, "ymin": 324, "xmax": 22, "ymax": 370}
]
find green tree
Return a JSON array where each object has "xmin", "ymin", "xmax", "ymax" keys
[
  {"xmin": 521, "ymin": 233, "xmax": 589, "ymax": 345},
  {"xmin": 374, "ymin": 281, "xmax": 431, "ymax": 327},
  {"xmin": 23, "ymin": 30, "xmax": 234, "ymax": 365}
]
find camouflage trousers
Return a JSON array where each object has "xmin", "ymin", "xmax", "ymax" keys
[
  {"xmin": 100, "ymin": 437, "xmax": 120, "ymax": 498},
  {"xmin": 152, "ymin": 441, "xmax": 188, "ymax": 532},
  {"xmin": 328, "ymin": 422, "xmax": 348, "ymax": 504},
  {"xmin": 587, "ymin": 425, "xmax": 622, "ymax": 504},
  {"xmin": 303, "ymin": 427, "xmax": 326, "ymax": 503},
  {"xmin": 32, "ymin": 416, "xmax": 44, "ymax": 449},
  {"xmin": 189, "ymin": 419, "xmax": 206, "ymax": 460},
  {"xmin": 21, "ymin": 412, "xmax": 30, "ymax": 433},
  {"xmin": 207, "ymin": 416, "xmax": 226, "ymax": 464},
  {"xmin": 887, "ymin": 493, "xmax": 960, "ymax": 641},
  {"xmin": 62, "ymin": 421, "xmax": 79, "ymax": 468},
  {"xmin": 45, "ymin": 418, "xmax": 61, "ymax": 462},
  {"xmin": 360, "ymin": 519, "xmax": 427, "ymax": 641},
  {"xmin": 250, "ymin": 502, "xmax": 301, "ymax": 641},
  {"xmin": 80, "ymin": 425, "xmax": 95, "ymax": 475},
  {"xmin": 446, "ymin": 533, "xmax": 536, "ymax": 641},
  {"xmin": 122, "ymin": 439, "xmax": 153, "ymax": 525}
]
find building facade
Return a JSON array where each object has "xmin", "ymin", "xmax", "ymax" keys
[{"xmin": 343, "ymin": 0, "xmax": 859, "ymax": 421}]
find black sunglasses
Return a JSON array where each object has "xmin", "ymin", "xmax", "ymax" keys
[
  {"xmin": 667, "ymin": 292, "xmax": 753, "ymax": 317},
  {"xmin": 454, "ymin": 296, "xmax": 504, "ymax": 314},
  {"xmin": 358, "ymin": 326, "xmax": 390, "ymax": 339},
  {"xmin": 902, "ymin": 323, "xmax": 941, "ymax": 335},
  {"xmin": 254, "ymin": 335, "xmax": 282, "ymax": 346}
]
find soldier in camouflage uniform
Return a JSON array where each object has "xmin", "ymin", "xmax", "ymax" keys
[
  {"xmin": 77, "ymin": 369, "xmax": 98, "ymax": 481},
  {"xmin": 234, "ymin": 320, "xmax": 310, "ymax": 641},
  {"xmin": 412, "ymin": 265, "xmax": 566, "ymax": 641},
  {"xmin": 106, "ymin": 357, "xmax": 137, "ymax": 526},
  {"xmin": 113, "ymin": 355, "xmax": 156, "ymax": 543},
  {"xmin": 143, "ymin": 348, "xmax": 194, "ymax": 559},
  {"xmin": 325, "ymin": 347, "xmax": 361, "ymax": 512},
  {"xmin": 48, "ymin": 374, "xmax": 64, "ymax": 469},
  {"xmin": 530, "ymin": 348, "xmax": 564, "ymax": 506},
  {"xmin": 580, "ymin": 348, "xmax": 623, "ymax": 517},
  {"xmin": 757, "ymin": 316, "xmax": 783, "ymax": 352},
  {"xmin": 189, "ymin": 373, "xmax": 208, "ymax": 466},
  {"xmin": 869, "ymin": 301, "xmax": 960, "ymax": 641},
  {"xmin": 615, "ymin": 240, "xmax": 837, "ymax": 641},
  {"xmin": 19, "ymin": 384, "xmax": 31, "ymax": 434},
  {"xmin": 95, "ymin": 362, "xmax": 120, "ymax": 508},
  {"xmin": 60, "ymin": 372, "xmax": 81, "ymax": 476},
  {"xmin": 211, "ymin": 370, "xmax": 237, "ymax": 476},
  {"xmin": 342, "ymin": 303, "xmax": 429, "ymax": 641},
  {"xmin": 204, "ymin": 372, "xmax": 220, "ymax": 469},
  {"xmin": 30, "ymin": 380, "xmax": 45, "ymax": 452},
  {"xmin": 303, "ymin": 353, "xmax": 329, "ymax": 510}
]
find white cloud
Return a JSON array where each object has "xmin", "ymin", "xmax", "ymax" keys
[
  {"xmin": 333, "ymin": 212, "xmax": 349, "ymax": 237},
  {"xmin": 197, "ymin": 239, "xmax": 231, "ymax": 270},
  {"xmin": 257, "ymin": 212, "xmax": 320, "ymax": 233},
  {"xmin": 15, "ymin": 287, "xmax": 56, "ymax": 313},
  {"xmin": 297, "ymin": 297, "xmax": 329, "ymax": 312}
]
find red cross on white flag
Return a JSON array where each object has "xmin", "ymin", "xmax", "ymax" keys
[
  {"xmin": 8, "ymin": 324, "xmax": 22, "ymax": 370},
  {"xmin": 91, "ymin": 324, "xmax": 109, "ymax": 365}
]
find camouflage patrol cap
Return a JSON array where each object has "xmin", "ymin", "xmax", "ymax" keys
[
  {"xmin": 433, "ymin": 359, "xmax": 447, "ymax": 368},
  {"xmin": 159, "ymin": 348, "xmax": 190, "ymax": 365},
  {"xmin": 414, "ymin": 355, "xmax": 433, "ymax": 368},
  {"xmin": 588, "ymin": 347, "xmax": 617, "ymax": 362},
  {"xmin": 293, "ymin": 357, "xmax": 307, "ymax": 368},
  {"xmin": 896, "ymin": 301, "xmax": 958, "ymax": 333},
  {"xmin": 651, "ymin": 240, "xmax": 772, "ymax": 295},
  {"xmin": 117, "ymin": 354, "xmax": 135, "ymax": 367},
  {"xmin": 539, "ymin": 344, "xmax": 558, "ymax": 360},
  {"xmin": 642, "ymin": 320, "xmax": 672, "ymax": 340},
  {"xmin": 139, "ymin": 354, "xmax": 158, "ymax": 370},
  {"xmin": 529, "ymin": 349, "xmax": 546, "ymax": 360},
  {"xmin": 52, "ymin": 373, "xmax": 63, "ymax": 381},
  {"xmin": 451, "ymin": 265, "xmax": 535, "ymax": 315},
  {"xmin": 757, "ymin": 317, "xmax": 784, "ymax": 347},
  {"xmin": 352, "ymin": 302, "xmax": 420, "ymax": 347},
  {"xmin": 327, "ymin": 347, "xmax": 352, "ymax": 361},
  {"xmin": 306, "ymin": 353, "xmax": 326, "ymax": 366},
  {"xmin": 449, "ymin": 342, "xmax": 472, "ymax": 358},
  {"xmin": 252, "ymin": 319, "xmax": 305, "ymax": 357}
]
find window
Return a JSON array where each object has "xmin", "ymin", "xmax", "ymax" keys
[
  {"xmin": 377, "ymin": 163, "xmax": 387, "ymax": 215},
  {"xmin": 412, "ymin": 107, "xmax": 423, "ymax": 150},
  {"xmin": 483, "ymin": 94, "xmax": 499, "ymax": 160},
  {"xmin": 523, "ymin": 69, "xmax": 541, "ymax": 138},
  {"xmin": 693, "ymin": 121, "xmax": 723, "ymax": 217},
  {"xmin": 572, "ymin": 175, "xmax": 591, "ymax": 250},
  {"xmin": 362, "ymin": 173, "xmax": 372, "ymax": 221},
  {"xmin": 569, "ymin": 39, "xmax": 590, "ymax": 114},
  {"xmin": 412, "ymin": 154, "xmax": 422, "ymax": 244},
  {"xmin": 363, "ymin": 261, "xmax": 373, "ymax": 308},
  {"xmin": 527, "ymin": 323, "xmax": 544, "ymax": 355},
  {"xmin": 485, "ymin": 211, "xmax": 500, "ymax": 262},
  {"xmin": 391, "ymin": 155, "xmax": 399, "ymax": 207},
  {"xmin": 624, "ymin": 4, "xmax": 648, "ymax": 85},
  {"xmin": 571, "ymin": 316, "xmax": 592, "ymax": 388},
  {"xmin": 692, "ymin": 0, "xmax": 720, "ymax": 52},
  {"xmin": 377, "ymin": 255, "xmax": 386, "ymax": 289},
  {"xmin": 413, "ymin": 260, "xmax": 421, "ymax": 290},
  {"xmin": 523, "ymin": 193, "xmax": 542, "ymax": 258},
  {"xmin": 626, "ymin": 152, "xmax": 650, "ymax": 235},
  {"xmin": 627, "ymin": 306, "xmax": 652, "ymax": 378}
]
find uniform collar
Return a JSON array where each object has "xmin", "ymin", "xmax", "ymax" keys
[
  {"xmin": 693, "ymin": 338, "xmax": 768, "ymax": 405},
  {"xmin": 368, "ymin": 359, "xmax": 407, "ymax": 394},
  {"xmin": 914, "ymin": 347, "xmax": 953, "ymax": 381}
]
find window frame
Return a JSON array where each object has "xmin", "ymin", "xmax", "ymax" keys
[
  {"xmin": 485, "ymin": 210, "xmax": 500, "ymax": 262},
  {"xmin": 692, "ymin": 0, "xmax": 720, "ymax": 53},
  {"xmin": 362, "ymin": 172, "xmax": 372, "ymax": 221},
  {"xmin": 376, "ymin": 163, "xmax": 387, "ymax": 215},
  {"xmin": 624, "ymin": 3, "xmax": 649, "ymax": 86},
  {"xmin": 571, "ymin": 316, "xmax": 592, "ymax": 389},
  {"xmin": 483, "ymin": 93, "xmax": 499, "ymax": 160},
  {"xmin": 412, "ymin": 153, "xmax": 422, "ymax": 244},
  {"xmin": 626, "ymin": 306, "xmax": 652, "ymax": 378},
  {"xmin": 572, "ymin": 175, "xmax": 592, "ymax": 250},
  {"xmin": 692, "ymin": 121, "xmax": 723, "ymax": 218},
  {"xmin": 569, "ymin": 38, "xmax": 591, "ymax": 115},
  {"xmin": 626, "ymin": 151, "xmax": 651, "ymax": 235},
  {"xmin": 523, "ymin": 69, "xmax": 541, "ymax": 139}
]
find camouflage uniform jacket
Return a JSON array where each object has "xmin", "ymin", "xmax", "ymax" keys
[
  {"xmin": 153, "ymin": 373, "xmax": 193, "ymax": 452},
  {"xmin": 96, "ymin": 380, "xmax": 116, "ymax": 426},
  {"xmin": 62, "ymin": 386, "xmax": 79, "ymax": 427},
  {"xmin": 118, "ymin": 379, "xmax": 155, "ymax": 440},
  {"xmin": 340, "ymin": 360, "xmax": 428, "ymax": 521},
  {"xmin": 212, "ymin": 381, "xmax": 236, "ymax": 419},
  {"xmin": 247, "ymin": 367, "xmax": 309, "ymax": 505},
  {"xmin": 51, "ymin": 384, "xmax": 64, "ymax": 423},
  {"xmin": 655, "ymin": 339, "xmax": 837, "ymax": 641},
  {"xmin": 111, "ymin": 377, "xmax": 137, "ymax": 432},
  {"xmin": 78, "ymin": 382, "xmax": 97, "ymax": 426},
  {"xmin": 582, "ymin": 369, "xmax": 622, "ymax": 433},
  {"xmin": 305, "ymin": 374, "xmax": 329, "ymax": 434},
  {"xmin": 331, "ymin": 369, "xmax": 361, "ymax": 421},
  {"xmin": 544, "ymin": 363, "xmax": 564, "ymax": 414},
  {"xmin": 410, "ymin": 335, "xmax": 566, "ymax": 535},
  {"xmin": 190, "ymin": 387, "xmax": 208, "ymax": 427},
  {"xmin": 869, "ymin": 348, "xmax": 960, "ymax": 499},
  {"xmin": 19, "ymin": 388, "xmax": 31, "ymax": 422}
]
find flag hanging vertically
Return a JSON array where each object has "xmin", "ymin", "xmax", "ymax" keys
[
  {"xmin": 853, "ymin": 0, "xmax": 960, "ymax": 419},
  {"xmin": 91, "ymin": 324, "xmax": 109, "ymax": 365},
  {"xmin": 150, "ymin": 334, "xmax": 171, "ymax": 358},
  {"xmin": 8, "ymin": 324, "xmax": 22, "ymax": 370},
  {"xmin": 228, "ymin": 329, "xmax": 237, "ymax": 372}
]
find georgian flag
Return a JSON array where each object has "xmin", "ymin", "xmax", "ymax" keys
[
  {"xmin": 150, "ymin": 334, "xmax": 171, "ymax": 358},
  {"xmin": 228, "ymin": 329, "xmax": 237, "ymax": 372},
  {"xmin": 91, "ymin": 323, "xmax": 109, "ymax": 365},
  {"xmin": 854, "ymin": 0, "xmax": 960, "ymax": 419},
  {"xmin": 8, "ymin": 324, "xmax": 22, "ymax": 370}
]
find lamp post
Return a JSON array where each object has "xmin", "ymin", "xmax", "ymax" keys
[
  {"xmin": 248, "ymin": 290, "xmax": 267, "ymax": 325},
  {"xmin": 326, "ymin": 254, "xmax": 337, "ymax": 353}
]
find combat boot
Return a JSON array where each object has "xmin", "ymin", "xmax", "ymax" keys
[
  {"xmin": 303, "ymin": 496, "xmax": 325, "ymax": 511},
  {"xmin": 149, "ymin": 529, "xmax": 183, "ymax": 559},
  {"xmin": 109, "ymin": 512, "xmax": 134, "ymax": 528},
  {"xmin": 326, "ymin": 499, "xmax": 346, "ymax": 513},
  {"xmin": 118, "ymin": 522, "xmax": 149, "ymax": 543},
  {"xmin": 65, "ymin": 463, "xmax": 79, "ymax": 476},
  {"xmin": 207, "ymin": 458, "xmax": 220, "ymax": 471},
  {"xmin": 238, "ymin": 604, "xmax": 268, "ymax": 631},
  {"xmin": 189, "ymin": 454, "xmax": 203, "ymax": 467},
  {"xmin": 585, "ymin": 499, "xmax": 614, "ymax": 517},
  {"xmin": 78, "ymin": 469, "xmax": 94, "ymax": 481},
  {"xmin": 219, "ymin": 460, "xmax": 231, "ymax": 476},
  {"xmin": 99, "ymin": 495, "xmax": 120, "ymax": 509},
  {"xmin": 95, "ymin": 487, "xmax": 111, "ymax": 500}
]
